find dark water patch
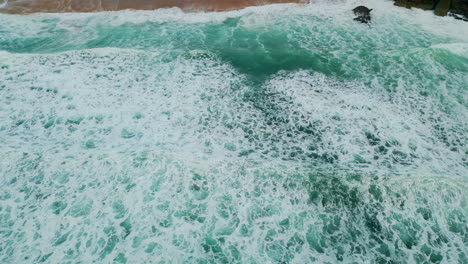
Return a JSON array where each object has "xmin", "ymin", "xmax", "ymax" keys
[{"xmin": 305, "ymin": 173, "xmax": 467, "ymax": 263}]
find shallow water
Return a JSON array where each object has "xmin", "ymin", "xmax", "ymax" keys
[{"xmin": 0, "ymin": 1, "xmax": 467, "ymax": 263}]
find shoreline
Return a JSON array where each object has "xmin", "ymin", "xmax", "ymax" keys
[
  {"xmin": 0, "ymin": 0, "xmax": 306, "ymax": 14},
  {"xmin": 0, "ymin": 0, "xmax": 466, "ymax": 22},
  {"xmin": 395, "ymin": 0, "xmax": 468, "ymax": 20}
]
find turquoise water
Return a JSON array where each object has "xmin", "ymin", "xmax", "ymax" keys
[{"xmin": 0, "ymin": 1, "xmax": 467, "ymax": 263}]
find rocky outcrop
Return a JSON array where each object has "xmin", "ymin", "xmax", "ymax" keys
[
  {"xmin": 394, "ymin": 0, "xmax": 437, "ymax": 10},
  {"xmin": 451, "ymin": 0, "xmax": 468, "ymax": 19},
  {"xmin": 353, "ymin": 6, "xmax": 372, "ymax": 23},
  {"xmin": 394, "ymin": 0, "xmax": 468, "ymax": 20},
  {"xmin": 434, "ymin": 0, "xmax": 451, "ymax": 16}
]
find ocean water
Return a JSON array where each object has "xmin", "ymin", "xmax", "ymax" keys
[{"xmin": 0, "ymin": 1, "xmax": 467, "ymax": 263}]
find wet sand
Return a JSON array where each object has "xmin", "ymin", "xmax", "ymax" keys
[{"xmin": 0, "ymin": 0, "xmax": 306, "ymax": 14}]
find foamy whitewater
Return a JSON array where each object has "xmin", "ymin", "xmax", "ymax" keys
[{"xmin": 0, "ymin": 0, "xmax": 467, "ymax": 263}]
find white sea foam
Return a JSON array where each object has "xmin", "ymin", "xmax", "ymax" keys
[
  {"xmin": 0, "ymin": 1, "xmax": 467, "ymax": 263},
  {"xmin": 1, "ymin": 46, "xmax": 465, "ymax": 175}
]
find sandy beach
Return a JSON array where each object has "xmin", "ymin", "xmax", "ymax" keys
[{"xmin": 0, "ymin": 0, "xmax": 305, "ymax": 13}]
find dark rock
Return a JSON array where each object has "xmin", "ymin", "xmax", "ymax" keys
[
  {"xmin": 450, "ymin": 12, "xmax": 468, "ymax": 20},
  {"xmin": 450, "ymin": 0, "xmax": 468, "ymax": 19},
  {"xmin": 394, "ymin": 0, "xmax": 437, "ymax": 10},
  {"xmin": 435, "ymin": 0, "xmax": 452, "ymax": 16},
  {"xmin": 353, "ymin": 6, "xmax": 373, "ymax": 23},
  {"xmin": 393, "ymin": 0, "xmax": 468, "ymax": 21},
  {"xmin": 353, "ymin": 6, "xmax": 373, "ymax": 16}
]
